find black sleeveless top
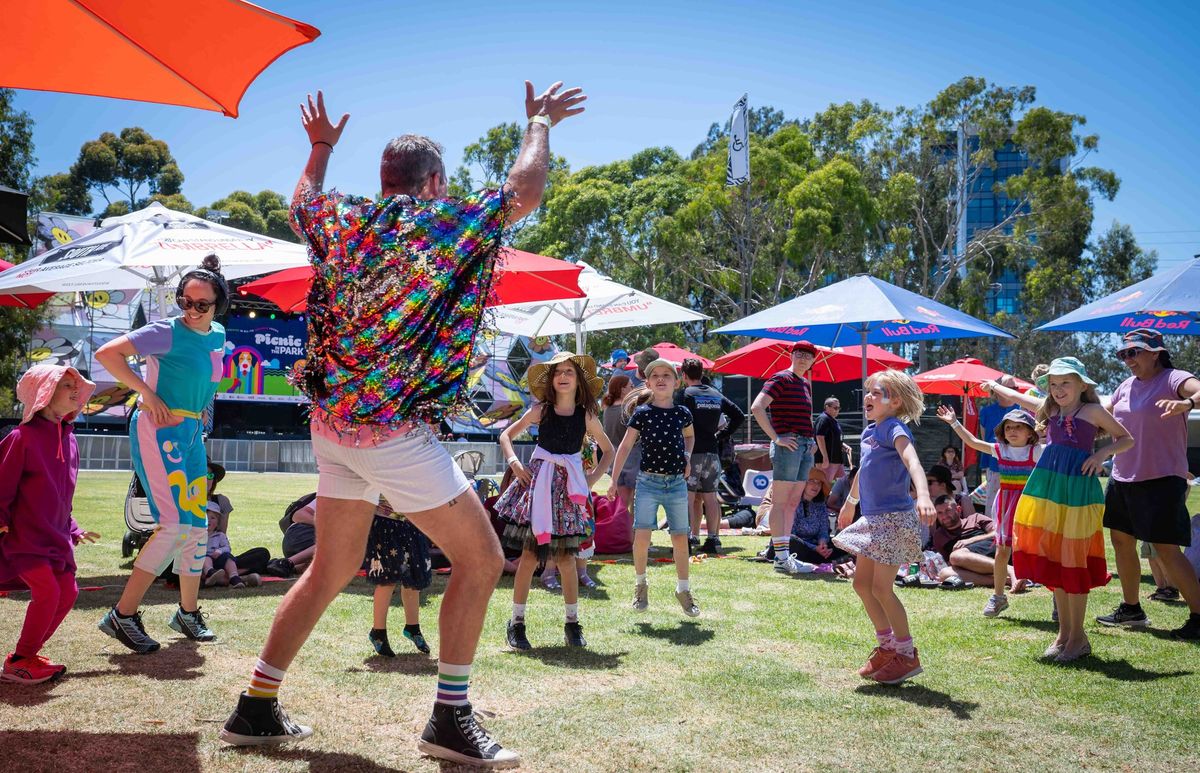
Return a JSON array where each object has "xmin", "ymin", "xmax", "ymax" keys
[{"xmin": 537, "ymin": 405, "xmax": 587, "ymax": 455}]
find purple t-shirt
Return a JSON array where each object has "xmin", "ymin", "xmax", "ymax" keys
[
  {"xmin": 858, "ymin": 416, "xmax": 915, "ymax": 516},
  {"xmin": 1110, "ymin": 368, "xmax": 1194, "ymax": 482}
]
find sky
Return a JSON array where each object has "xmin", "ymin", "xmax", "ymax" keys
[{"xmin": 11, "ymin": 0, "xmax": 1200, "ymax": 266}]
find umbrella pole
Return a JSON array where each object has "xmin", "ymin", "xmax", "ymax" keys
[{"xmin": 860, "ymin": 326, "xmax": 869, "ymax": 432}]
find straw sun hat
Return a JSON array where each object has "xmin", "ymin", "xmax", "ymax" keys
[{"xmin": 527, "ymin": 352, "xmax": 604, "ymax": 401}]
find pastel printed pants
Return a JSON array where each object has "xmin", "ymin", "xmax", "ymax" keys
[{"xmin": 130, "ymin": 412, "xmax": 209, "ymax": 577}]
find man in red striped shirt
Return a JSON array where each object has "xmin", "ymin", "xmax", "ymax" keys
[{"xmin": 751, "ymin": 341, "xmax": 818, "ymax": 575}]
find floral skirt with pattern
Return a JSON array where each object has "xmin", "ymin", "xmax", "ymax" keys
[
  {"xmin": 495, "ymin": 458, "xmax": 591, "ymax": 557},
  {"xmin": 832, "ymin": 508, "xmax": 921, "ymax": 567}
]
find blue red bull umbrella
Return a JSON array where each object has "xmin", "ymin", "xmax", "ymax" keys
[
  {"xmin": 712, "ymin": 274, "xmax": 1012, "ymax": 346},
  {"xmin": 1036, "ymin": 257, "xmax": 1200, "ymax": 334}
]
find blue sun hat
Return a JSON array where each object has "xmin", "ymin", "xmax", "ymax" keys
[
  {"xmin": 995, "ymin": 408, "xmax": 1037, "ymax": 436},
  {"xmin": 1035, "ymin": 356, "xmax": 1097, "ymax": 393}
]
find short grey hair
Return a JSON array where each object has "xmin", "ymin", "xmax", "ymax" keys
[
  {"xmin": 824, "ymin": 397, "xmax": 840, "ymax": 407},
  {"xmin": 380, "ymin": 135, "xmax": 444, "ymax": 194}
]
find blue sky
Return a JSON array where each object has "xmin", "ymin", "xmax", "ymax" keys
[{"xmin": 12, "ymin": 0, "xmax": 1200, "ymax": 265}]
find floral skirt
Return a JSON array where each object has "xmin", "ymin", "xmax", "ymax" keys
[
  {"xmin": 832, "ymin": 509, "xmax": 921, "ymax": 567},
  {"xmin": 495, "ymin": 458, "xmax": 591, "ymax": 558}
]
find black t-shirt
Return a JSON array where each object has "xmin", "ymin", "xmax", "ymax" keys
[
  {"xmin": 536, "ymin": 405, "xmax": 586, "ymax": 455},
  {"xmin": 813, "ymin": 412, "xmax": 843, "ymax": 464},
  {"xmin": 679, "ymin": 384, "xmax": 745, "ymax": 455},
  {"xmin": 628, "ymin": 404, "xmax": 693, "ymax": 475}
]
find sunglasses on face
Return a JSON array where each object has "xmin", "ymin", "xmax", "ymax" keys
[
  {"xmin": 179, "ymin": 297, "xmax": 216, "ymax": 313},
  {"xmin": 1116, "ymin": 348, "xmax": 1142, "ymax": 361}
]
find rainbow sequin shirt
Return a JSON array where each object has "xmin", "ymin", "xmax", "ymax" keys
[{"xmin": 290, "ymin": 188, "xmax": 509, "ymax": 433}]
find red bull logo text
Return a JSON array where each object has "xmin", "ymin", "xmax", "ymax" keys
[
  {"xmin": 1117, "ymin": 315, "xmax": 1192, "ymax": 331},
  {"xmin": 765, "ymin": 326, "xmax": 810, "ymax": 337},
  {"xmin": 880, "ymin": 323, "xmax": 941, "ymax": 337}
]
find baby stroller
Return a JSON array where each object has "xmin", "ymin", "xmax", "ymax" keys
[
  {"xmin": 121, "ymin": 472, "xmax": 156, "ymax": 558},
  {"xmin": 454, "ymin": 449, "xmax": 499, "ymax": 501}
]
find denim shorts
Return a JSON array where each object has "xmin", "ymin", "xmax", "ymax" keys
[
  {"xmin": 769, "ymin": 435, "xmax": 815, "ymax": 483},
  {"xmin": 632, "ymin": 472, "xmax": 689, "ymax": 535}
]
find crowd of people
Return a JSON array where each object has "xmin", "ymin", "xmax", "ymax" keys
[{"xmin": 2, "ymin": 79, "xmax": 1199, "ymax": 770}]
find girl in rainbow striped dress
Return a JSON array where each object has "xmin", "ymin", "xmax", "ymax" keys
[
  {"xmin": 983, "ymin": 357, "xmax": 1133, "ymax": 662},
  {"xmin": 938, "ymin": 404, "xmax": 1042, "ymax": 617}
]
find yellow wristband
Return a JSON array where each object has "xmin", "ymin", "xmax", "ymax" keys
[{"xmin": 529, "ymin": 114, "xmax": 552, "ymax": 128}]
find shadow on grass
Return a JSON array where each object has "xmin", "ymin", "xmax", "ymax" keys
[
  {"xmin": 96, "ymin": 638, "xmax": 206, "ymax": 681},
  {"xmin": 855, "ymin": 682, "xmax": 979, "ymax": 720},
  {"xmin": 349, "ymin": 655, "xmax": 439, "ymax": 676},
  {"xmin": 632, "ymin": 620, "xmax": 715, "ymax": 647},
  {"xmin": 0, "ymin": 678, "xmax": 61, "ymax": 708},
  {"xmin": 1061, "ymin": 654, "xmax": 1194, "ymax": 682},
  {"xmin": 230, "ymin": 745, "xmax": 412, "ymax": 772},
  {"xmin": 998, "ymin": 616, "xmax": 1060, "ymax": 633},
  {"xmin": 506, "ymin": 646, "xmax": 627, "ymax": 670},
  {"xmin": 0, "ymin": 730, "xmax": 201, "ymax": 772}
]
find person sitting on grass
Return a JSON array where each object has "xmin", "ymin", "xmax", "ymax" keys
[{"xmin": 201, "ymin": 462, "xmax": 260, "ymax": 589}]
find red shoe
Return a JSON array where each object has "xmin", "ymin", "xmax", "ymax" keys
[
  {"xmin": 2, "ymin": 653, "xmax": 65, "ymax": 685},
  {"xmin": 870, "ymin": 648, "xmax": 923, "ymax": 685},
  {"xmin": 858, "ymin": 646, "xmax": 895, "ymax": 679}
]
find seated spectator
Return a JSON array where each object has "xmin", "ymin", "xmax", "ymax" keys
[
  {"xmin": 268, "ymin": 493, "xmax": 317, "ymax": 577},
  {"xmin": 787, "ymin": 469, "xmax": 848, "ymax": 564},
  {"xmin": 930, "ymin": 494, "xmax": 1025, "ymax": 590},
  {"xmin": 927, "ymin": 464, "xmax": 975, "ymax": 515},
  {"xmin": 200, "ymin": 462, "xmax": 261, "ymax": 588}
]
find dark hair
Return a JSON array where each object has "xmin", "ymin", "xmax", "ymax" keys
[
  {"xmin": 680, "ymin": 358, "xmax": 704, "ymax": 381},
  {"xmin": 941, "ymin": 445, "xmax": 960, "ymax": 462},
  {"xmin": 1158, "ymin": 351, "xmax": 1174, "ymax": 370},
  {"xmin": 926, "ymin": 464, "xmax": 953, "ymax": 490},
  {"xmin": 933, "ymin": 494, "xmax": 954, "ymax": 507},
  {"xmin": 602, "ymin": 374, "xmax": 630, "ymax": 407},
  {"xmin": 177, "ymin": 254, "xmax": 229, "ymax": 314}
]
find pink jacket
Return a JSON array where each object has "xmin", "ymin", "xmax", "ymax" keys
[
  {"xmin": 529, "ymin": 445, "xmax": 589, "ymax": 545},
  {"xmin": 0, "ymin": 364, "xmax": 95, "ymax": 582}
]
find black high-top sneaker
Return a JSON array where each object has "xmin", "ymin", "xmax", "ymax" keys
[
  {"xmin": 219, "ymin": 692, "xmax": 313, "ymax": 746},
  {"xmin": 564, "ymin": 621, "xmax": 587, "ymax": 647},
  {"xmin": 417, "ymin": 702, "xmax": 519, "ymax": 768}
]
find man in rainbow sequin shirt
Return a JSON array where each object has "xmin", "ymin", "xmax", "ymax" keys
[{"xmin": 221, "ymin": 83, "xmax": 586, "ymax": 769}]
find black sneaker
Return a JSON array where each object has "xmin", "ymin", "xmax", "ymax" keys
[
  {"xmin": 505, "ymin": 619, "xmax": 531, "ymax": 650},
  {"xmin": 168, "ymin": 606, "xmax": 217, "ymax": 641},
  {"xmin": 417, "ymin": 702, "xmax": 519, "ymax": 768},
  {"xmin": 700, "ymin": 537, "xmax": 721, "ymax": 556},
  {"xmin": 1096, "ymin": 603, "xmax": 1150, "ymax": 628},
  {"xmin": 219, "ymin": 692, "xmax": 313, "ymax": 746},
  {"xmin": 564, "ymin": 621, "xmax": 587, "ymax": 647},
  {"xmin": 98, "ymin": 607, "xmax": 160, "ymax": 654},
  {"xmin": 1149, "ymin": 586, "xmax": 1181, "ymax": 603},
  {"xmin": 1171, "ymin": 614, "xmax": 1200, "ymax": 641},
  {"xmin": 369, "ymin": 628, "xmax": 396, "ymax": 657}
]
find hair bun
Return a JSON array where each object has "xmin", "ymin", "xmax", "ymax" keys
[{"xmin": 201, "ymin": 253, "xmax": 222, "ymax": 274}]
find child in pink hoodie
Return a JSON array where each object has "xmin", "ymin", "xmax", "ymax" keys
[{"xmin": 0, "ymin": 363, "xmax": 99, "ymax": 684}]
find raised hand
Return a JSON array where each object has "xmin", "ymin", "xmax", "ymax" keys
[
  {"xmin": 525, "ymin": 81, "xmax": 587, "ymax": 126},
  {"xmin": 301, "ymin": 90, "xmax": 350, "ymax": 148},
  {"xmin": 936, "ymin": 405, "xmax": 957, "ymax": 424}
]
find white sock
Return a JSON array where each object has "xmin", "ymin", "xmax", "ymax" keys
[
  {"xmin": 635, "ymin": 572, "xmax": 647, "ymax": 585},
  {"xmin": 512, "ymin": 603, "xmax": 526, "ymax": 621},
  {"xmin": 565, "ymin": 602, "xmax": 578, "ymax": 622},
  {"xmin": 676, "ymin": 579, "xmax": 690, "ymax": 593}
]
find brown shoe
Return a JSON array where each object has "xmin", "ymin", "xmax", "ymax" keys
[
  {"xmin": 870, "ymin": 648, "xmax": 923, "ymax": 685},
  {"xmin": 858, "ymin": 646, "xmax": 895, "ymax": 679}
]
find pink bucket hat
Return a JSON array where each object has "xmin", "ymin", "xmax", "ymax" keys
[{"xmin": 16, "ymin": 363, "xmax": 97, "ymax": 425}]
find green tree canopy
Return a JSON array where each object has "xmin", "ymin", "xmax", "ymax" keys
[{"xmin": 67, "ymin": 127, "xmax": 185, "ymax": 216}]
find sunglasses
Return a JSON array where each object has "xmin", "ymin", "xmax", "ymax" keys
[
  {"xmin": 179, "ymin": 297, "xmax": 217, "ymax": 313},
  {"xmin": 1115, "ymin": 348, "xmax": 1144, "ymax": 361}
]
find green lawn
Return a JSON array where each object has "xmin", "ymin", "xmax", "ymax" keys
[{"xmin": 2, "ymin": 472, "xmax": 1199, "ymax": 772}]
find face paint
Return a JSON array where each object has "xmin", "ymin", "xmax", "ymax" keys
[{"xmin": 879, "ymin": 384, "xmax": 892, "ymax": 404}]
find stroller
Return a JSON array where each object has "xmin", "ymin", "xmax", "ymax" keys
[
  {"xmin": 454, "ymin": 449, "xmax": 499, "ymax": 501},
  {"xmin": 121, "ymin": 473, "xmax": 156, "ymax": 558}
]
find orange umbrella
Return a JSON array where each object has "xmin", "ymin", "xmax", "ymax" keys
[
  {"xmin": 3, "ymin": 1, "xmax": 319, "ymax": 117},
  {"xmin": 914, "ymin": 357, "xmax": 1033, "ymax": 398},
  {"xmin": 712, "ymin": 338, "xmax": 911, "ymax": 382}
]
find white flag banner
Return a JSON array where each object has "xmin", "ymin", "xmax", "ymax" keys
[{"xmin": 725, "ymin": 93, "xmax": 749, "ymax": 186}]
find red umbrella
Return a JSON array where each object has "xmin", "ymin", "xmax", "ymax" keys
[
  {"xmin": 0, "ymin": 260, "xmax": 54, "ymax": 308},
  {"xmin": 914, "ymin": 357, "xmax": 1033, "ymax": 398},
  {"xmin": 632, "ymin": 342, "xmax": 714, "ymax": 369},
  {"xmin": 239, "ymin": 248, "xmax": 586, "ymax": 313},
  {"xmin": 712, "ymin": 338, "xmax": 911, "ymax": 382},
  {"xmin": 3, "ymin": 1, "xmax": 319, "ymax": 118}
]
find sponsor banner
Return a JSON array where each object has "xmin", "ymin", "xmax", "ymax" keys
[{"xmin": 216, "ymin": 314, "xmax": 307, "ymax": 403}]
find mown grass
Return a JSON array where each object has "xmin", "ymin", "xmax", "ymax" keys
[{"xmin": 1, "ymin": 472, "xmax": 1198, "ymax": 772}]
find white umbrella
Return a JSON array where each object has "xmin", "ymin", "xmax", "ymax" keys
[
  {"xmin": 491, "ymin": 262, "xmax": 708, "ymax": 353},
  {"xmin": 0, "ymin": 202, "xmax": 307, "ymax": 311}
]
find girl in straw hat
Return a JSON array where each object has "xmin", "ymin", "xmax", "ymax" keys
[
  {"xmin": 983, "ymin": 357, "xmax": 1132, "ymax": 662},
  {"xmin": 496, "ymin": 352, "xmax": 613, "ymax": 650}
]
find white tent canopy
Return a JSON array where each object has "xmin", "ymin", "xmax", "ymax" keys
[
  {"xmin": 0, "ymin": 202, "xmax": 307, "ymax": 301},
  {"xmin": 491, "ymin": 262, "xmax": 708, "ymax": 353}
]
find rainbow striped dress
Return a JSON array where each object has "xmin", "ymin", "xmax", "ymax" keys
[{"xmin": 1012, "ymin": 412, "xmax": 1110, "ymax": 593}]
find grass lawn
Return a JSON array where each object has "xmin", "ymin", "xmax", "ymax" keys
[{"xmin": 2, "ymin": 472, "xmax": 1199, "ymax": 772}]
